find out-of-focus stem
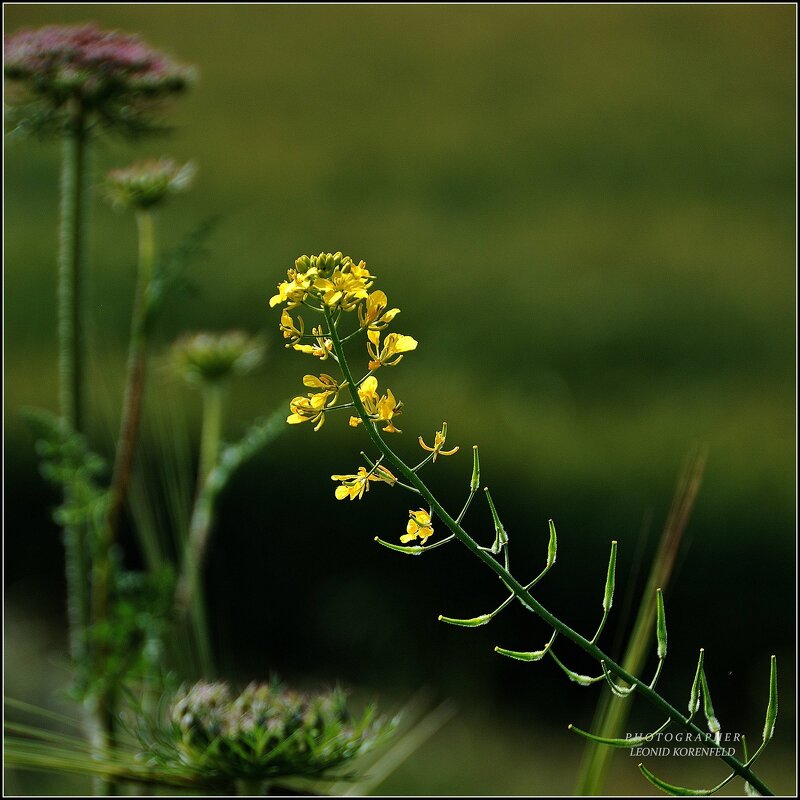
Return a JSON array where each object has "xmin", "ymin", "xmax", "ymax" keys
[
  {"xmin": 106, "ymin": 208, "xmax": 157, "ymax": 541},
  {"xmin": 91, "ymin": 208, "xmax": 156, "ymax": 795},
  {"xmin": 174, "ymin": 382, "xmax": 225, "ymax": 677},
  {"xmin": 58, "ymin": 101, "xmax": 91, "ymax": 671},
  {"xmin": 58, "ymin": 99, "xmax": 88, "ymax": 435},
  {"xmin": 575, "ymin": 447, "xmax": 707, "ymax": 795}
]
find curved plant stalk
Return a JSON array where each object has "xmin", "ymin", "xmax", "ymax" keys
[
  {"xmin": 90, "ymin": 207, "xmax": 158, "ymax": 793},
  {"xmin": 312, "ymin": 304, "xmax": 775, "ymax": 797},
  {"xmin": 174, "ymin": 408, "xmax": 288, "ymax": 677},
  {"xmin": 106, "ymin": 209, "xmax": 157, "ymax": 540},
  {"xmin": 576, "ymin": 447, "xmax": 707, "ymax": 794}
]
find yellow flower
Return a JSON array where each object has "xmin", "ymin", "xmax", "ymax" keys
[
  {"xmin": 287, "ymin": 394, "xmax": 327, "ymax": 431},
  {"xmin": 349, "ymin": 376, "xmax": 404, "ymax": 433},
  {"xmin": 400, "ymin": 508, "xmax": 434, "ymax": 544},
  {"xmin": 331, "ymin": 464, "xmax": 397, "ymax": 501},
  {"xmin": 376, "ymin": 389, "xmax": 403, "ymax": 433},
  {"xmin": 279, "ymin": 309, "xmax": 304, "ymax": 345},
  {"xmin": 358, "ymin": 290, "xmax": 400, "ymax": 330},
  {"xmin": 269, "ymin": 265, "xmax": 318, "ymax": 309},
  {"xmin": 419, "ymin": 423, "xmax": 459, "ymax": 461},
  {"xmin": 303, "ymin": 373, "xmax": 340, "ymax": 402},
  {"xmin": 366, "ymin": 330, "xmax": 418, "ymax": 370},
  {"xmin": 313, "ymin": 264, "xmax": 373, "ymax": 311},
  {"xmin": 286, "ymin": 373, "xmax": 340, "ymax": 431},
  {"xmin": 292, "ymin": 325, "xmax": 333, "ymax": 360}
]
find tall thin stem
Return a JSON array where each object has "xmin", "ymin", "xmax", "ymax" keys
[
  {"xmin": 575, "ymin": 448, "xmax": 707, "ymax": 794},
  {"xmin": 323, "ymin": 306, "xmax": 773, "ymax": 797},
  {"xmin": 174, "ymin": 382, "xmax": 225, "ymax": 677},
  {"xmin": 91, "ymin": 208, "xmax": 156, "ymax": 795},
  {"xmin": 107, "ymin": 209, "xmax": 157, "ymax": 541},
  {"xmin": 58, "ymin": 99, "xmax": 88, "ymax": 435},
  {"xmin": 58, "ymin": 101, "xmax": 91, "ymax": 672}
]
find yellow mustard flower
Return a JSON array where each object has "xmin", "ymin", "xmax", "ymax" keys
[
  {"xmin": 292, "ymin": 325, "xmax": 333, "ymax": 360},
  {"xmin": 358, "ymin": 290, "xmax": 400, "ymax": 330},
  {"xmin": 366, "ymin": 330, "xmax": 418, "ymax": 371},
  {"xmin": 400, "ymin": 508, "xmax": 434, "ymax": 544},
  {"xmin": 349, "ymin": 376, "xmax": 404, "ymax": 433},
  {"xmin": 269, "ymin": 265, "xmax": 318, "ymax": 309},
  {"xmin": 313, "ymin": 261, "xmax": 373, "ymax": 311},
  {"xmin": 419, "ymin": 423, "xmax": 459, "ymax": 461},
  {"xmin": 303, "ymin": 373, "xmax": 340, "ymax": 403},
  {"xmin": 279, "ymin": 309, "xmax": 304, "ymax": 346},
  {"xmin": 331, "ymin": 464, "xmax": 397, "ymax": 501},
  {"xmin": 287, "ymin": 374, "xmax": 339, "ymax": 431},
  {"xmin": 376, "ymin": 389, "xmax": 403, "ymax": 433},
  {"xmin": 287, "ymin": 394, "xmax": 328, "ymax": 431}
]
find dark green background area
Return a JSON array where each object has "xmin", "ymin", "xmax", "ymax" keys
[{"xmin": 4, "ymin": 4, "xmax": 795, "ymax": 795}]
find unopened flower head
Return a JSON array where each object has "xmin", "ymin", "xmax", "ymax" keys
[
  {"xmin": 4, "ymin": 23, "xmax": 194, "ymax": 135},
  {"xmin": 151, "ymin": 679, "xmax": 392, "ymax": 782},
  {"xmin": 269, "ymin": 252, "xmax": 374, "ymax": 312},
  {"xmin": 107, "ymin": 158, "xmax": 195, "ymax": 210},
  {"xmin": 172, "ymin": 331, "xmax": 264, "ymax": 386}
]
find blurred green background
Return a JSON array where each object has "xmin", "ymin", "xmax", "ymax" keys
[{"xmin": 4, "ymin": 4, "xmax": 795, "ymax": 795}]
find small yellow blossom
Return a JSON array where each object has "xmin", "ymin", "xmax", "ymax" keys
[
  {"xmin": 292, "ymin": 325, "xmax": 333, "ymax": 360},
  {"xmin": 419, "ymin": 423, "xmax": 459, "ymax": 461},
  {"xmin": 331, "ymin": 464, "xmax": 397, "ymax": 501},
  {"xmin": 349, "ymin": 376, "xmax": 404, "ymax": 433},
  {"xmin": 287, "ymin": 373, "xmax": 340, "ymax": 431},
  {"xmin": 279, "ymin": 309, "xmax": 304, "ymax": 345},
  {"xmin": 400, "ymin": 508, "xmax": 434, "ymax": 544},
  {"xmin": 313, "ymin": 265, "xmax": 373, "ymax": 311},
  {"xmin": 366, "ymin": 330, "xmax": 418, "ymax": 371},
  {"xmin": 376, "ymin": 389, "xmax": 403, "ymax": 433},
  {"xmin": 269, "ymin": 265, "xmax": 318, "ymax": 309},
  {"xmin": 303, "ymin": 373, "xmax": 341, "ymax": 403},
  {"xmin": 358, "ymin": 290, "xmax": 401, "ymax": 330}
]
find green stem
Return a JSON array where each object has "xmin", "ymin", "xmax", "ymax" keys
[
  {"xmin": 576, "ymin": 449, "xmax": 706, "ymax": 795},
  {"xmin": 174, "ymin": 382, "xmax": 225, "ymax": 677},
  {"xmin": 57, "ymin": 101, "xmax": 113, "ymax": 794},
  {"xmin": 107, "ymin": 209, "xmax": 157, "ymax": 540},
  {"xmin": 198, "ymin": 383, "xmax": 224, "ymax": 495},
  {"xmin": 324, "ymin": 307, "xmax": 773, "ymax": 797},
  {"xmin": 58, "ymin": 102, "xmax": 90, "ymax": 669},
  {"xmin": 92, "ymin": 209, "xmax": 156, "ymax": 795},
  {"xmin": 58, "ymin": 100, "xmax": 88, "ymax": 434}
]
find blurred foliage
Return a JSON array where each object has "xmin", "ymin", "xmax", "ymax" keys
[{"xmin": 5, "ymin": 4, "xmax": 795, "ymax": 795}]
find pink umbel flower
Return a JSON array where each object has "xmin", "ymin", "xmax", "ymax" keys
[{"xmin": 4, "ymin": 23, "xmax": 194, "ymax": 135}]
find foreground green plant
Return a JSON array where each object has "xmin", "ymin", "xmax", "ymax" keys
[
  {"xmin": 269, "ymin": 252, "xmax": 779, "ymax": 796},
  {"xmin": 5, "ymin": 26, "xmax": 193, "ymax": 791},
  {"xmin": 6, "ymin": 680, "xmax": 397, "ymax": 795}
]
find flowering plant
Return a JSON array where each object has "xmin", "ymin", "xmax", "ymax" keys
[{"xmin": 270, "ymin": 252, "xmax": 780, "ymax": 797}]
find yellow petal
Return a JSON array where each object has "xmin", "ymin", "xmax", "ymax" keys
[
  {"xmin": 393, "ymin": 334, "xmax": 418, "ymax": 353},
  {"xmin": 334, "ymin": 486, "xmax": 350, "ymax": 500}
]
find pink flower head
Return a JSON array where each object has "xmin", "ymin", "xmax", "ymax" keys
[{"xmin": 4, "ymin": 23, "xmax": 194, "ymax": 133}]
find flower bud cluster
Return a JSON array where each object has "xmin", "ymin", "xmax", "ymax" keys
[{"xmin": 158, "ymin": 680, "xmax": 389, "ymax": 781}]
